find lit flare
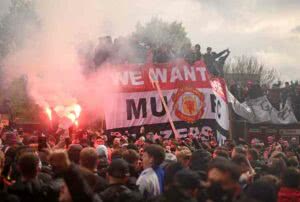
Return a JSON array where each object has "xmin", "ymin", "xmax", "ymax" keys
[{"xmin": 45, "ymin": 107, "xmax": 52, "ymax": 121}]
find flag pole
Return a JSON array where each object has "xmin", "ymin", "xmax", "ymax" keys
[{"xmin": 149, "ymin": 72, "xmax": 180, "ymax": 139}]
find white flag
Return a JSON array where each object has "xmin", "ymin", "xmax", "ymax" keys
[{"xmin": 228, "ymin": 91, "xmax": 298, "ymax": 124}]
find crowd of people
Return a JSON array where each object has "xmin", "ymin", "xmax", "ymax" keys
[
  {"xmin": 229, "ymin": 80, "xmax": 300, "ymax": 119},
  {"xmin": 91, "ymin": 36, "xmax": 300, "ymax": 119},
  {"xmin": 0, "ymin": 126, "xmax": 300, "ymax": 202},
  {"xmin": 88, "ymin": 36, "xmax": 229, "ymax": 77},
  {"xmin": 0, "ymin": 35, "xmax": 299, "ymax": 202}
]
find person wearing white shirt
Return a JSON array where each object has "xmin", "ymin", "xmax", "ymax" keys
[{"xmin": 136, "ymin": 145, "xmax": 165, "ymax": 198}]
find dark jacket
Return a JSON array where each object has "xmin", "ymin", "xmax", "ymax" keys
[
  {"xmin": 63, "ymin": 164, "xmax": 102, "ymax": 202},
  {"xmin": 150, "ymin": 187, "xmax": 197, "ymax": 202},
  {"xmin": 99, "ymin": 184, "xmax": 142, "ymax": 202},
  {"xmin": 216, "ymin": 51, "xmax": 230, "ymax": 76},
  {"xmin": 7, "ymin": 178, "xmax": 57, "ymax": 202},
  {"xmin": 193, "ymin": 51, "xmax": 203, "ymax": 62},
  {"xmin": 79, "ymin": 167, "xmax": 108, "ymax": 193},
  {"xmin": 204, "ymin": 50, "xmax": 227, "ymax": 76},
  {"xmin": 0, "ymin": 191, "xmax": 19, "ymax": 202}
]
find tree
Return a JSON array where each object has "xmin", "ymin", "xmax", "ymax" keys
[
  {"xmin": 0, "ymin": 0, "xmax": 39, "ymax": 59},
  {"xmin": 0, "ymin": 0, "xmax": 40, "ymax": 121},
  {"xmin": 224, "ymin": 56, "xmax": 279, "ymax": 86},
  {"xmin": 4, "ymin": 76, "xmax": 40, "ymax": 121},
  {"xmin": 90, "ymin": 18, "xmax": 191, "ymax": 67},
  {"xmin": 131, "ymin": 18, "xmax": 191, "ymax": 53}
]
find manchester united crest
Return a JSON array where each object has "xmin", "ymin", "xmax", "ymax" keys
[{"xmin": 172, "ymin": 87, "xmax": 205, "ymax": 123}]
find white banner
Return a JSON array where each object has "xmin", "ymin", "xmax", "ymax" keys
[
  {"xmin": 229, "ymin": 92, "xmax": 298, "ymax": 124},
  {"xmin": 210, "ymin": 78, "xmax": 229, "ymax": 131},
  {"xmin": 105, "ymin": 88, "xmax": 216, "ymax": 130},
  {"xmin": 104, "ymin": 59, "xmax": 230, "ymax": 139}
]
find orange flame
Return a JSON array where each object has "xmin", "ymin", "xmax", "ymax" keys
[
  {"xmin": 73, "ymin": 104, "xmax": 82, "ymax": 118},
  {"xmin": 45, "ymin": 107, "xmax": 52, "ymax": 121},
  {"xmin": 53, "ymin": 103, "xmax": 82, "ymax": 127},
  {"xmin": 66, "ymin": 113, "xmax": 76, "ymax": 123}
]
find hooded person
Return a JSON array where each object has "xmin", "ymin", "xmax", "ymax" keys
[
  {"xmin": 96, "ymin": 145, "xmax": 109, "ymax": 178},
  {"xmin": 96, "ymin": 143, "xmax": 111, "ymax": 163},
  {"xmin": 96, "ymin": 145, "xmax": 108, "ymax": 159}
]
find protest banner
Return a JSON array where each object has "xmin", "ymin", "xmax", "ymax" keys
[{"xmin": 105, "ymin": 59, "xmax": 229, "ymax": 140}]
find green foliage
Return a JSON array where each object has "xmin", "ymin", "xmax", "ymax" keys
[
  {"xmin": 3, "ymin": 76, "xmax": 40, "ymax": 121},
  {"xmin": 0, "ymin": 0, "xmax": 40, "ymax": 122},
  {"xmin": 132, "ymin": 18, "xmax": 191, "ymax": 53}
]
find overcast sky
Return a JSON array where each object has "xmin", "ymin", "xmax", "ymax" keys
[{"xmin": 0, "ymin": 0, "xmax": 299, "ymax": 81}]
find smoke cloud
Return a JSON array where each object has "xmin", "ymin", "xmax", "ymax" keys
[
  {"xmin": 2, "ymin": 0, "xmax": 206, "ymax": 125},
  {"xmin": 2, "ymin": 0, "xmax": 136, "ymax": 123}
]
